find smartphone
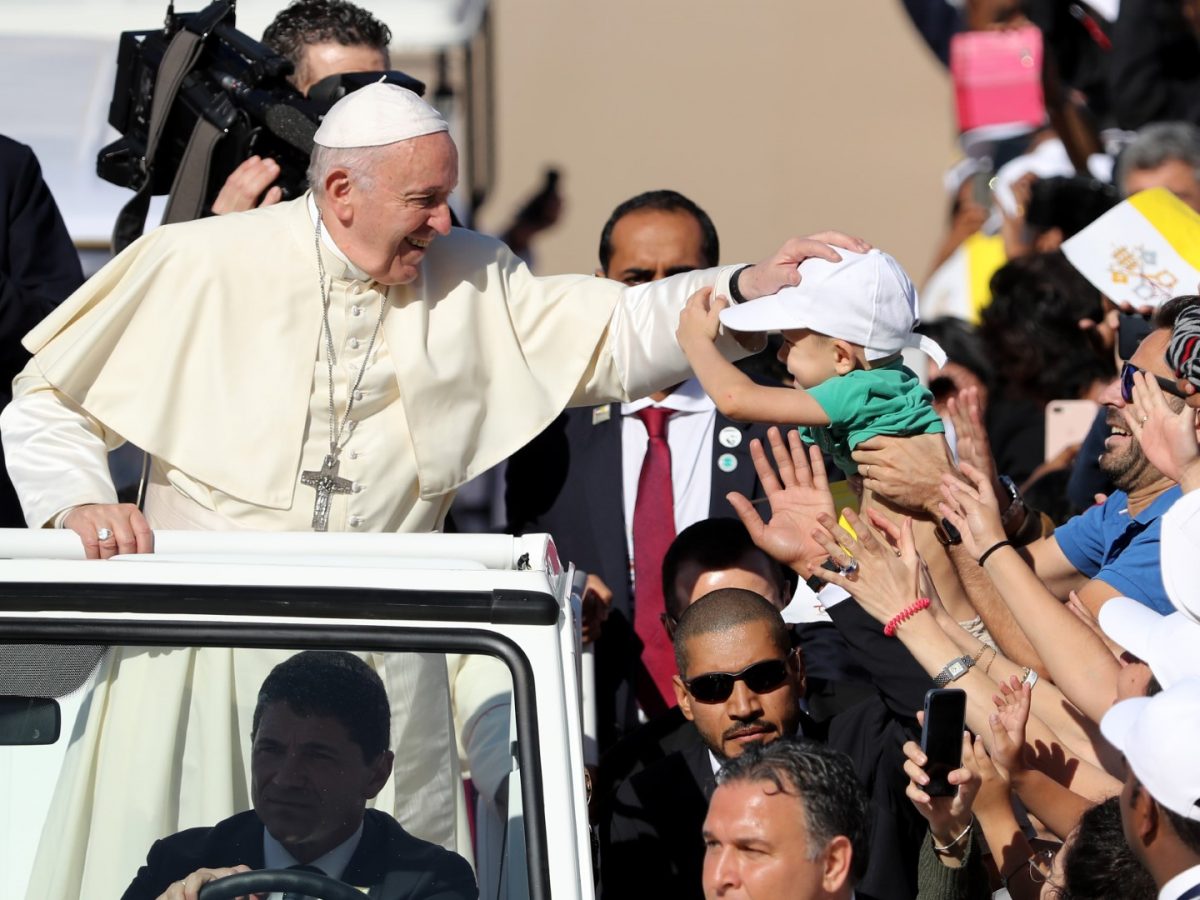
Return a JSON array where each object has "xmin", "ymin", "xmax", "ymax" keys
[
  {"xmin": 1045, "ymin": 399, "xmax": 1099, "ymax": 462},
  {"xmin": 920, "ymin": 688, "xmax": 967, "ymax": 797}
]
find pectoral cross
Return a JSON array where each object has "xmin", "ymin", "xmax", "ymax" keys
[{"xmin": 300, "ymin": 454, "xmax": 353, "ymax": 532}]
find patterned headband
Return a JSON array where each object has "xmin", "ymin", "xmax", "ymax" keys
[{"xmin": 1168, "ymin": 304, "xmax": 1200, "ymax": 390}]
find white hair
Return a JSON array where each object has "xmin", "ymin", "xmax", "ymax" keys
[{"xmin": 307, "ymin": 143, "xmax": 396, "ymax": 197}]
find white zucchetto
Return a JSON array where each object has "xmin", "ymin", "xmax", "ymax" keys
[{"xmin": 313, "ymin": 82, "xmax": 449, "ymax": 148}]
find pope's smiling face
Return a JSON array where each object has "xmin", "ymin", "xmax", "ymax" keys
[{"xmin": 329, "ymin": 132, "xmax": 459, "ymax": 286}]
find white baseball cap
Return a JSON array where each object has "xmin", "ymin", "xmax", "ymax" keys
[
  {"xmin": 1099, "ymin": 597, "xmax": 1200, "ymax": 688},
  {"xmin": 1162, "ymin": 489, "xmax": 1200, "ymax": 626},
  {"xmin": 314, "ymin": 82, "xmax": 448, "ymax": 148},
  {"xmin": 718, "ymin": 249, "xmax": 947, "ymax": 368},
  {"xmin": 1101, "ymin": 678, "xmax": 1200, "ymax": 821}
]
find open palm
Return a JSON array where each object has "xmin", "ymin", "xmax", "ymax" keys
[{"xmin": 727, "ymin": 427, "xmax": 836, "ymax": 576}]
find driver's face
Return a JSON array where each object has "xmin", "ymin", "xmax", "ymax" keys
[{"xmin": 251, "ymin": 702, "xmax": 392, "ymax": 862}]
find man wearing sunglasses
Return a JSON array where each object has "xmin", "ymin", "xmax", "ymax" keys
[{"xmin": 603, "ymin": 589, "xmax": 924, "ymax": 900}]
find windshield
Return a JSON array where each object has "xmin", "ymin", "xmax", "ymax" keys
[{"xmin": 0, "ymin": 640, "xmax": 530, "ymax": 900}]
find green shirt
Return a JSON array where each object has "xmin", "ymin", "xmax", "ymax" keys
[{"xmin": 801, "ymin": 361, "xmax": 944, "ymax": 478}]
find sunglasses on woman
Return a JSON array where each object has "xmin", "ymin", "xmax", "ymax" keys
[
  {"xmin": 683, "ymin": 654, "xmax": 793, "ymax": 704},
  {"xmin": 1121, "ymin": 361, "xmax": 1187, "ymax": 404}
]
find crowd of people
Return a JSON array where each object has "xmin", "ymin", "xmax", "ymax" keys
[{"xmin": 4, "ymin": 0, "xmax": 1200, "ymax": 898}]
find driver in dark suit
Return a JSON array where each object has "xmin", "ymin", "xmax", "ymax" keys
[{"xmin": 122, "ymin": 651, "xmax": 477, "ymax": 900}]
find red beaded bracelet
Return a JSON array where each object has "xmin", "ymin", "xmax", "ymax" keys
[{"xmin": 884, "ymin": 597, "xmax": 931, "ymax": 637}]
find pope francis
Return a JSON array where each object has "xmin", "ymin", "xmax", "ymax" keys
[{"xmin": 1, "ymin": 83, "xmax": 865, "ymax": 899}]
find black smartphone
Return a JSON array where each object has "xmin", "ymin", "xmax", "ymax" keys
[{"xmin": 920, "ymin": 688, "xmax": 967, "ymax": 797}]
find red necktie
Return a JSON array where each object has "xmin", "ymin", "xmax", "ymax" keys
[{"xmin": 632, "ymin": 407, "xmax": 677, "ymax": 714}]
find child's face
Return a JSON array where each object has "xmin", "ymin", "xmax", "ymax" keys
[{"xmin": 778, "ymin": 329, "xmax": 840, "ymax": 388}]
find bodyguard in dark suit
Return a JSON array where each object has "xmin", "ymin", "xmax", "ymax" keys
[
  {"xmin": 0, "ymin": 135, "xmax": 84, "ymax": 525},
  {"xmin": 602, "ymin": 590, "xmax": 928, "ymax": 900},
  {"xmin": 505, "ymin": 190, "xmax": 769, "ymax": 749},
  {"xmin": 122, "ymin": 651, "xmax": 476, "ymax": 900}
]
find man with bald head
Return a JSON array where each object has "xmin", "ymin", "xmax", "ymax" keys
[{"xmin": 603, "ymin": 589, "xmax": 927, "ymax": 900}]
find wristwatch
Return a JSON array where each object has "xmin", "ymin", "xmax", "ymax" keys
[
  {"xmin": 933, "ymin": 655, "xmax": 975, "ymax": 687},
  {"xmin": 998, "ymin": 475, "xmax": 1027, "ymax": 528}
]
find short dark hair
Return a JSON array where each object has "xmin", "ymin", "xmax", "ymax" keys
[
  {"xmin": 1154, "ymin": 294, "xmax": 1200, "ymax": 330},
  {"xmin": 252, "ymin": 650, "xmax": 390, "ymax": 762},
  {"xmin": 597, "ymin": 190, "xmax": 719, "ymax": 273},
  {"xmin": 1060, "ymin": 797, "xmax": 1156, "ymax": 899},
  {"xmin": 262, "ymin": 0, "xmax": 391, "ymax": 71},
  {"xmin": 661, "ymin": 519, "xmax": 797, "ymax": 621},
  {"xmin": 717, "ymin": 738, "xmax": 871, "ymax": 886},
  {"xmin": 673, "ymin": 588, "xmax": 791, "ymax": 677}
]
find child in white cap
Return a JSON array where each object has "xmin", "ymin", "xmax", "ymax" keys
[
  {"xmin": 678, "ymin": 249, "xmax": 958, "ymax": 599},
  {"xmin": 678, "ymin": 247, "xmax": 946, "ymax": 478}
]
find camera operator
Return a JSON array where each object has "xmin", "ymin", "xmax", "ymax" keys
[{"xmin": 209, "ymin": 0, "xmax": 390, "ymax": 215}]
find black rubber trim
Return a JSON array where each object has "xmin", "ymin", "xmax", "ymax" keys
[
  {"xmin": 0, "ymin": 619, "xmax": 552, "ymax": 900},
  {"xmin": 0, "ymin": 582, "xmax": 559, "ymax": 626}
]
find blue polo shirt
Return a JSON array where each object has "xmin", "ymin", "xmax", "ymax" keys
[{"xmin": 1054, "ymin": 485, "xmax": 1182, "ymax": 614}]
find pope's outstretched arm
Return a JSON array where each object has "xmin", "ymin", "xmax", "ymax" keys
[{"xmin": 568, "ymin": 232, "xmax": 869, "ymax": 405}]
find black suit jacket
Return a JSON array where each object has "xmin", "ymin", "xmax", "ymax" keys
[
  {"xmin": 0, "ymin": 136, "xmax": 84, "ymax": 526},
  {"xmin": 600, "ymin": 600, "xmax": 932, "ymax": 900},
  {"xmin": 121, "ymin": 809, "xmax": 478, "ymax": 900},
  {"xmin": 506, "ymin": 404, "xmax": 769, "ymax": 749}
]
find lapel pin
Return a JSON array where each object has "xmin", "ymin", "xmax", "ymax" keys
[
  {"xmin": 718, "ymin": 426, "xmax": 742, "ymax": 448},
  {"xmin": 718, "ymin": 453, "xmax": 738, "ymax": 473},
  {"xmin": 592, "ymin": 404, "xmax": 612, "ymax": 426}
]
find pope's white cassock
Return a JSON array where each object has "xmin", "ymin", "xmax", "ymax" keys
[{"xmin": 0, "ymin": 145, "xmax": 752, "ymax": 900}]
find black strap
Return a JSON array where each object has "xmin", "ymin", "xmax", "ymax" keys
[
  {"xmin": 111, "ymin": 26, "xmax": 207, "ymax": 251},
  {"xmin": 161, "ymin": 115, "xmax": 225, "ymax": 224}
]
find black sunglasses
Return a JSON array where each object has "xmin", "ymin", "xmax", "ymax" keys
[
  {"xmin": 684, "ymin": 655, "xmax": 792, "ymax": 704},
  {"xmin": 1121, "ymin": 361, "xmax": 1187, "ymax": 404}
]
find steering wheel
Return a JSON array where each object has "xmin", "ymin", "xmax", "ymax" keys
[{"xmin": 196, "ymin": 868, "xmax": 367, "ymax": 900}]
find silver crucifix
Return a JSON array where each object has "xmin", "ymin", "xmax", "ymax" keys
[{"xmin": 300, "ymin": 454, "xmax": 354, "ymax": 532}]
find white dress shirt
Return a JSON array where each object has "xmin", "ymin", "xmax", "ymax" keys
[
  {"xmin": 262, "ymin": 821, "xmax": 364, "ymax": 900},
  {"xmin": 1159, "ymin": 863, "xmax": 1200, "ymax": 900},
  {"xmin": 620, "ymin": 377, "xmax": 717, "ymax": 569}
]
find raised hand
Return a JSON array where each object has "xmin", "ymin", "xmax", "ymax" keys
[
  {"xmin": 809, "ymin": 507, "xmax": 922, "ymax": 624},
  {"xmin": 989, "ymin": 677, "xmax": 1031, "ymax": 775},
  {"xmin": 676, "ymin": 287, "xmax": 726, "ymax": 348},
  {"xmin": 1121, "ymin": 369, "xmax": 1200, "ymax": 484},
  {"xmin": 727, "ymin": 427, "xmax": 835, "ymax": 576},
  {"xmin": 937, "ymin": 460, "xmax": 1007, "ymax": 561},
  {"xmin": 946, "ymin": 386, "xmax": 999, "ymax": 493}
]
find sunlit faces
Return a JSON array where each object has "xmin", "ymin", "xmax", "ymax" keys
[
  {"xmin": 777, "ymin": 329, "xmax": 846, "ymax": 390},
  {"xmin": 602, "ymin": 209, "xmax": 709, "ymax": 285},
  {"xmin": 293, "ymin": 41, "xmax": 388, "ymax": 96},
  {"xmin": 1096, "ymin": 329, "xmax": 1179, "ymax": 491},
  {"xmin": 674, "ymin": 621, "xmax": 803, "ymax": 762},
  {"xmin": 703, "ymin": 779, "xmax": 847, "ymax": 900},
  {"xmin": 325, "ymin": 132, "xmax": 459, "ymax": 285},
  {"xmin": 1124, "ymin": 159, "xmax": 1200, "ymax": 214},
  {"xmin": 251, "ymin": 702, "xmax": 392, "ymax": 862}
]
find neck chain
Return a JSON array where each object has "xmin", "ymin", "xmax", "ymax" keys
[
  {"xmin": 299, "ymin": 215, "xmax": 387, "ymax": 531},
  {"xmin": 314, "ymin": 213, "xmax": 387, "ymax": 456}
]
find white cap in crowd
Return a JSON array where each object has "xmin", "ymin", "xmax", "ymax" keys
[
  {"xmin": 1100, "ymin": 597, "xmax": 1200, "ymax": 688},
  {"xmin": 1101, "ymin": 678, "xmax": 1200, "ymax": 822},
  {"xmin": 1161, "ymin": 489, "xmax": 1200, "ymax": 626},
  {"xmin": 314, "ymin": 82, "xmax": 448, "ymax": 149},
  {"xmin": 718, "ymin": 249, "xmax": 947, "ymax": 368}
]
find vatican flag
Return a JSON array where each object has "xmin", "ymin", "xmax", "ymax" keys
[{"xmin": 1062, "ymin": 187, "xmax": 1200, "ymax": 307}]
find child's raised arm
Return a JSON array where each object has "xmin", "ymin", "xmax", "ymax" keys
[{"xmin": 676, "ymin": 287, "xmax": 830, "ymax": 426}]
